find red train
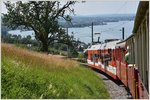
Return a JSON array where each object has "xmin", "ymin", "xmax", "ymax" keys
[{"xmin": 85, "ymin": 1, "xmax": 149, "ymax": 99}]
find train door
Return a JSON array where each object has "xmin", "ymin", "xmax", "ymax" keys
[
  {"xmin": 92, "ymin": 51, "xmax": 95, "ymax": 66},
  {"xmin": 87, "ymin": 50, "xmax": 91, "ymax": 63},
  {"xmin": 98, "ymin": 49, "xmax": 105, "ymax": 72},
  {"xmin": 98, "ymin": 50, "xmax": 101, "ymax": 67},
  {"xmin": 93, "ymin": 50, "xmax": 96, "ymax": 66},
  {"xmin": 116, "ymin": 48, "xmax": 121, "ymax": 79},
  {"xmin": 104, "ymin": 49, "xmax": 108, "ymax": 72},
  {"xmin": 120, "ymin": 47, "xmax": 128, "ymax": 86},
  {"xmin": 91, "ymin": 50, "xmax": 97, "ymax": 67},
  {"xmin": 108, "ymin": 49, "xmax": 117, "ymax": 79},
  {"xmin": 88, "ymin": 50, "xmax": 94, "ymax": 65},
  {"xmin": 103, "ymin": 49, "xmax": 112, "ymax": 74}
]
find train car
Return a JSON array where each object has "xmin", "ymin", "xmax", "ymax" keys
[
  {"xmin": 132, "ymin": 1, "xmax": 149, "ymax": 99},
  {"xmin": 86, "ymin": 39, "xmax": 121, "ymax": 79},
  {"xmin": 85, "ymin": 1, "xmax": 149, "ymax": 99}
]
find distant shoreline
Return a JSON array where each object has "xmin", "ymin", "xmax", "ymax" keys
[
  {"xmin": 58, "ymin": 14, "xmax": 135, "ymax": 28},
  {"xmin": 62, "ymin": 19, "xmax": 134, "ymax": 28}
]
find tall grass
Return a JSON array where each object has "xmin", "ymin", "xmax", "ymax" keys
[
  {"xmin": 1, "ymin": 43, "xmax": 110, "ymax": 99},
  {"xmin": 2, "ymin": 44, "xmax": 78, "ymax": 70}
]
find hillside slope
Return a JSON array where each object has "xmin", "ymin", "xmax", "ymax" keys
[{"xmin": 1, "ymin": 44, "xmax": 110, "ymax": 99}]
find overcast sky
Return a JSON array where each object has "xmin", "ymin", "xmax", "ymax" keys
[
  {"xmin": 1, "ymin": 0, "xmax": 139, "ymax": 16},
  {"xmin": 73, "ymin": 1, "xmax": 139, "ymax": 16}
]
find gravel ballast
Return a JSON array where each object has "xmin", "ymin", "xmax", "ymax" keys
[{"xmin": 93, "ymin": 69, "xmax": 133, "ymax": 99}]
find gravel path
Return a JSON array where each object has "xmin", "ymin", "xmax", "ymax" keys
[{"xmin": 93, "ymin": 69, "xmax": 133, "ymax": 99}]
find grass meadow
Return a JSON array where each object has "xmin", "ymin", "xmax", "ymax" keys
[{"xmin": 1, "ymin": 43, "xmax": 110, "ymax": 99}]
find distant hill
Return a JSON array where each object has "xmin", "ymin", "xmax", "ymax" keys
[{"xmin": 59, "ymin": 14, "xmax": 135, "ymax": 28}]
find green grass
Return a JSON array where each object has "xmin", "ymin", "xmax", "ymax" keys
[{"xmin": 1, "ymin": 44, "xmax": 110, "ymax": 99}]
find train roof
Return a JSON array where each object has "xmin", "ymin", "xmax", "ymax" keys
[
  {"xmin": 86, "ymin": 40, "xmax": 121, "ymax": 50},
  {"xmin": 133, "ymin": 1, "xmax": 149, "ymax": 33},
  {"xmin": 115, "ymin": 41, "xmax": 126, "ymax": 48}
]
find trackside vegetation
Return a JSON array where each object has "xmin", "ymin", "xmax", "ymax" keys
[{"xmin": 1, "ymin": 44, "xmax": 110, "ymax": 99}]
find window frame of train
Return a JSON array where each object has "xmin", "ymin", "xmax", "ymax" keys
[
  {"xmin": 98, "ymin": 50, "xmax": 100, "ymax": 62},
  {"xmin": 101, "ymin": 50, "xmax": 104, "ymax": 64},
  {"xmin": 102, "ymin": 49, "xmax": 112, "ymax": 66},
  {"xmin": 126, "ymin": 35, "xmax": 135, "ymax": 65},
  {"xmin": 94, "ymin": 53, "xmax": 98, "ymax": 63},
  {"xmin": 90, "ymin": 52, "xmax": 93, "ymax": 62},
  {"xmin": 99, "ymin": 50, "xmax": 103, "ymax": 63}
]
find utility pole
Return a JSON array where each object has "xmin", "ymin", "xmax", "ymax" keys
[
  {"xmin": 91, "ymin": 22, "xmax": 93, "ymax": 45},
  {"xmin": 122, "ymin": 27, "xmax": 124, "ymax": 40}
]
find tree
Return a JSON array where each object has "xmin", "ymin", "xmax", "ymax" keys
[{"xmin": 3, "ymin": 1, "xmax": 75, "ymax": 52}]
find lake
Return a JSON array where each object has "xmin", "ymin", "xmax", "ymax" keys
[{"xmin": 8, "ymin": 20, "xmax": 134, "ymax": 44}]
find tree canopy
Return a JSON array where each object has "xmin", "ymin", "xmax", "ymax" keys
[{"xmin": 3, "ymin": 1, "xmax": 76, "ymax": 52}]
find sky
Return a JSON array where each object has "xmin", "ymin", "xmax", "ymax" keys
[
  {"xmin": 73, "ymin": 1, "xmax": 139, "ymax": 16},
  {"xmin": 1, "ymin": 0, "xmax": 139, "ymax": 16}
]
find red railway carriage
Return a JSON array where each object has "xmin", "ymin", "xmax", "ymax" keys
[
  {"xmin": 86, "ymin": 39, "xmax": 121, "ymax": 79},
  {"xmin": 86, "ymin": 35, "xmax": 149, "ymax": 99},
  {"xmin": 85, "ymin": 1, "xmax": 149, "ymax": 99}
]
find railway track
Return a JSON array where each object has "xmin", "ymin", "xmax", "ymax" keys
[
  {"xmin": 94, "ymin": 69, "xmax": 132, "ymax": 99},
  {"xmin": 80, "ymin": 63, "xmax": 132, "ymax": 99}
]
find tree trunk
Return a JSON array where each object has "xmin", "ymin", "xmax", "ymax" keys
[{"xmin": 41, "ymin": 41, "xmax": 48, "ymax": 52}]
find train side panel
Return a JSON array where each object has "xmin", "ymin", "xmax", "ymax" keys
[
  {"xmin": 127, "ymin": 64, "xmax": 139, "ymax": 99},
  {"xmin": 120, "ymin": 62, "xmax": 128, "ymax": 86},
  {"xmin": 87, "ymin": 49, "xmax": 118, "ymax": 79},
  {"xmin": 115, "ymin": 42, "xmax": 128, "ymax": 86},
  {"xmin": 138, "ymin": 74, "xmax": 149, "ymax": 99}
]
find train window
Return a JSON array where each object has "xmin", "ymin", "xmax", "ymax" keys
[
  {"xmin": 96, "ymin": 54, "xmax": 100, "ymax": 59},
  {"xmin": 123, "ymin": 48, "xmax": 126, "ymax": 52},
  {"xmin": 108, "ymin": 49, "xmax": 112, "ymax": 53},
  {"xmin": 100, "ymin": 54, "xmax": 103, "ymax": 59},
  {"xmin": 105, "ymin": 61, "xmax": 109, "ymax": 66},
  {"xmin": 126, "ymin": 41, "xmax": 135, "ymax": 64},
  {"xmin": 95, "ymin": 54, "xmax": 98, "ymax": 62},
  {"xmin": 95, "ymin": 54, "xmax": 97, "ymax": 57}
]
